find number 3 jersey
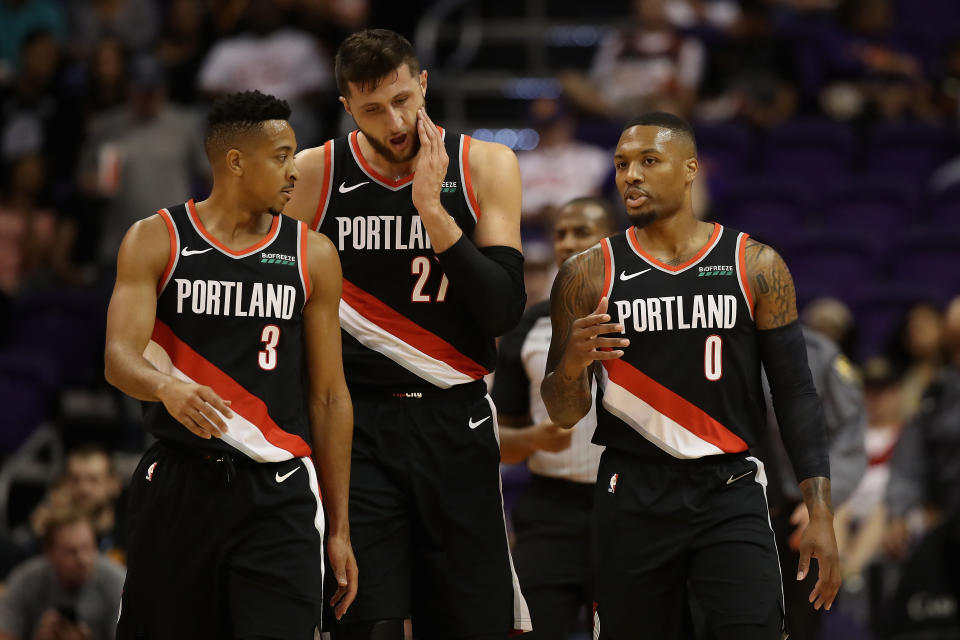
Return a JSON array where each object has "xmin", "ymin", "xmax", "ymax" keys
[
  {"xmin": 310, "ymin": 129, "xmax": 493, "ymax": 390},
  {"xmin": 145, "ymin": 200, "xmax": 313, "ymax": 462},
  {"xmin": 593, "ymin": 223, "xmax": 767, "ymax": 462}
]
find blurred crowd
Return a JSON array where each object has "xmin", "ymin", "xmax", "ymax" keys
[{"xmin": 0, "ymin": 0, "xmax": 958, "ymax": 638}]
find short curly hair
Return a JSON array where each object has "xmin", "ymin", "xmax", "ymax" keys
[{"xmin": 205, "ymin": 90, "xmax": 291, "ymax": 157}]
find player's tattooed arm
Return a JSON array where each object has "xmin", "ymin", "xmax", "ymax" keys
[
  {"xmin": 799, "ymin": 476, "xmax": 834, "ymax": 515},
  {"xmin": 744, "ymin": 238, "xmax": 798, "ymax": 330},
  {"xmin": 541, "ymin": 246, "xmax": 627, "ymax": 427}
]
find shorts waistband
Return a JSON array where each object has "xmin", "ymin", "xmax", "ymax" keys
[{"xmin": 349, "ymin": 379, "xmax": 487, "ymax": 402}]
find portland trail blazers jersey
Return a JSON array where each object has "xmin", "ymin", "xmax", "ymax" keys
[
  {"xmin": 593, "ymin": 223, "xmax": 766, "ymax": 461},
  {"xmin": 310, "ymin": 129, "xmax": 492, "ymax": 389},
  {"xmin": 145, "ymin": 200, "xmax": 312, "ymax": 462}
]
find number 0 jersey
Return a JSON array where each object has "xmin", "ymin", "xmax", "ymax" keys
[
  {"xmin": 145, "ymin": 200, "xmax": 313, "ymax": 462},
  {"xmin": 310, "ymin": 129, "xmax": 493, "ymax": 390},
  {"xmin": 593, "ymin": 223, "xmax": 766, "ymax": 461}
]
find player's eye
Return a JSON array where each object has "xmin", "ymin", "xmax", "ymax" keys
[
  {"xmin": 615, "ymin": 161, "xmax": 627, "ymax": 170},
  {"xmin": 396, "ymin": 96, "xmax": 408, "ymax": 104},
  {"xmin": 645, "ymin": 157, "xmax": 657, "ymax": 165}
]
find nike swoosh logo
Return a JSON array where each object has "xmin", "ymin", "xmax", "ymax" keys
[
  {"xmin": 620, "ymin": 268, "xmax": 652, "ymax": 281},
  {"xmin": 338, "ymin": 181, "xmax": 369, "ymax": 193},
  {"xmin": 275, "ymin": 467, "xmax": 300, "ymax": 483},
  {"xmin": 468, "ymin": 416, "xmax": 490, "ymax": 430},
  {"xmin": 726, "ymin": 470, "xmax": 753, "ymax": 485},
  {"xmin": 181, "ymin": 247, "xmax": 213, "ymax": 257}
]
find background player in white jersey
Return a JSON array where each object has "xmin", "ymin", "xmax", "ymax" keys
[
  {"xmin": 104, "ymin": 90, "xmax": 356, "ymax": 638},
  {"xmin": 542, "ymin": 112, "xmax": 841, "ymax": 639},
  {"xmin": 284, "ymin": 29, "xmax": 529, "ymax": 640},
  {"xmin": 493, "ymin": 197, "xmax": 616, "ymax": 639}
]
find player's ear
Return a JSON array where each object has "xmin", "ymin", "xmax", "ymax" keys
[
  {"xmin": 419, "ymin": 69, "xmax": 428, "ymax": 97},
  {"xmin": 226, "ymin": 148, "xmax": 243, "ymax": 176},
  {"xmin": 339, "ymin": 95, "xmax": 352, "ymax": 116},
  {"xmin": 685, "ymin": 157, "xmax": 698, "ymax": 184}
]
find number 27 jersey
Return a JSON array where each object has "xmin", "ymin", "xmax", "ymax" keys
[
  {"xmin": 310, "ymin": 129, "xmax": 494, "ymax": 390},
  {"xmin": 593, "ymin": 223, "xmax": 767, "ymax": 461}
]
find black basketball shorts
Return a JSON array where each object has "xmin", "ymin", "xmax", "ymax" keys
[
  {"xmin": 323, "ymin": 380, "xmax": 531, "ymax": 638},
  {"xmin": 593, "ymin": 447, "xmax": 785, "ymax": 640},
  {"xmin": 117, "ymin": 441, "xmax": 326, "ymax": 640}
]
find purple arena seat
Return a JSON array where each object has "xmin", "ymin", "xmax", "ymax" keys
[{"xmin": 760, "ymin": 120, "xmax": 856, "ymax": 180}]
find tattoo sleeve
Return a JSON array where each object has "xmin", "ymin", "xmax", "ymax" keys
[
  {"xmin": 744, "ymin": 239, "xmax": 798, "ymax": 330},
  {"xmin": 541, "ymin": 247, "xmax": 605, "ymax": 426},
  {"xmin": 799, "ymin": 476, "xmax": 834, "ymax": 515}
]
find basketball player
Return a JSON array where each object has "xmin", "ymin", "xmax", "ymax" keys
[
  {"xmin": 493, "ymin": 197, "xmax": 616, "ymax": 639},
  {"xmin": 283, "ymin": 29, "xmax": 529, "ymax": 640},
  {"xmin": 541, "ymin": 112, "xmax": 841, "ymax": 639},
  {"xmin": 104, "ymin": 91, "xmax": 356, "ymax": 639}
]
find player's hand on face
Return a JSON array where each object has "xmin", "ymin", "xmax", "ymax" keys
[
  {"xmin": 411, "ymin": 108, "xmax": 448, "ymax": 216},
  {"xmin": 156, "ymin": 380, "xmax": 233, "ymax": 440},
  {"xmin": 562, "ymin": 297, "xmax": 628, "ymax": 375},
  {"xmin": 797, "ymin": 513, "xmax": 841, "ymax": 611},
  {"xmin": 533, "ymin": 422, "xmax": 574, "ymax": 453},
  {"xmin": 327, "ymin": 532, "xmax": 358, "ymax": 620}
]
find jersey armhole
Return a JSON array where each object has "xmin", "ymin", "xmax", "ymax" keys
[
  {"xmin": 298, "ymin": 222, "xmax": 312, "ymax": 303},
  {"xmin": 156, "ymin": 208, "xmax": 179, "ymax": 295},
  {"xmin": 310, "ymin": 140, "xmax": 334, "ymax": 231},
  {"xmin": 459, "ymin": 135, "xmax": 481, "ymax": 223},
  {"xmin": 600, "ymin": 238, "xmax": 615, "ymax": 306},
  {"xmin": 735, "ymin": 232, "xmax": 755, "ymax": 320}
]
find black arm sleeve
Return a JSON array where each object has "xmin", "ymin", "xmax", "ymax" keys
[
  {"xmin": 435, "ymin": 235, "xmax": 526, "ymax": 337},
  {"xmin": 757, "ymin": 321, "xmax": 831, "ymax": 482}
]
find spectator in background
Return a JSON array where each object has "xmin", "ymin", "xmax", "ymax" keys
[
  {"xmin": 0, "ymin": 0, "xmax": 65, "ymax": 79},
  {"xmin": 66, "ymin": 0, "xmax": 157, "ymax": 61},
  {"xmin": 78, "ymin": 37, "xmax": 128, "ymax": 118},
  {"xmin": 561, "ymin": 0, "xmax": 706, "ymax": 120},
  {"xmin": 885, "ymin": 296, "xmax": 960, "ymax": 617},
  {"xmin": 154, "ymin": 0, "xmax": 213, "ymax": 106},
  {"xmin": 754, "ymin": 327, "xmax": 867, "ymax": 640},
  {"xmin": 0, "ymin": 152, "xmax": 75, "ymax": 293},
  {"xmin": 197, "ymin": 0, "xmax": 333, "ymax": 146},
  {"xmin": 802, "ymin": 296, "xmax": 856, "ymax": 359},
  {"xmin": 78, "ymin": 54, "xmax": 208, "ymax": 271},
  {"xmin": 31, "ymin": 446, "xmax": 121, "ymax": 554},
  {"xmin": 887, "ymin": 302, "xmax": 946, "ymax": 422},
  {"xmin": 492, "ymin": 197, "xmax": 616, "ymax": 640},
  {"xmin": 834, "ymin": 357, "xmax": 902, "ymax": 585},
  {"xmin": 0, "ymin": 29, "xmax": 81, "ymax": 186},
  {"xmin": 815, "ymin": 0, "xmax": 937, "ymax": 122},
  {"xmin": 517, "ymin": 98, "xmax": 612, "ymax": 229},
  {"xmin": 0, "ymin": 508, "xmax": 125, "ymax": 640}
]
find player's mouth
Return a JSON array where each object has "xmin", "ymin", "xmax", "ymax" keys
[
  {"xmin": 624, "ymin": 188, "xmax": 649, "ymax": 208},
  {"xmin": 281, "ymin": 185, "xmax": 295, "ymax": 199},
  {"xmin": 389, "ymin": 132, "xmax": 409, "ymax": 149}
]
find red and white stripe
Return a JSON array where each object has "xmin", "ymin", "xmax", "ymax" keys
[
  {"xmin": 599, "ymin": 238, "xmax": 615, "ymax": 302},
  {"xmin": 486, "ymin": 395, "xmax": 533, "ymax": 633},
  {"xmin": 148, "ymin": 320, "xmax": 312, "ymax": 462},
  {"xmin": 156, "ymin": 208, "xmax": 179, "ymax": 295},
  {"xmin": 339, "ymin": 279, "xmax": 488, "ymax": 388},
  {"xmin": 459, "ymin": 135, "xmax": 481, "ymax": 223},
  {"xmin": 599, "ymin": 358, "xmax": 748, "ymax": 458},
  {"xmin": 311, "ymin": 140, "xmax": 334, "ymax": 230},
  {"xmin": 735, "ymin": 232, "xmax": 755, "ymax": 321}
]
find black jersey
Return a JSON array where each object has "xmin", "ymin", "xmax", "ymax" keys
[
  {"xmin": 145, "ymin": 200, "xmax": 312, "ymax": 462},
  {"xmin": 593, "ymin": 223, "xmax": 766, "ymax": 461},
  {"xmin": 310, "ymin": 129, "xmax": 493, "ymax": 389}
]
